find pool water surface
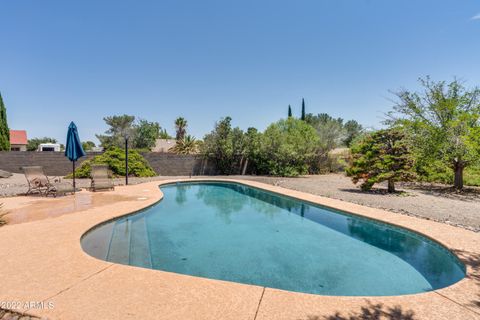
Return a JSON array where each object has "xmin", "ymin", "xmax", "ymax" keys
[{"xmin": 81, "ymin": 182, "xmax": 465, "ymax": 296}]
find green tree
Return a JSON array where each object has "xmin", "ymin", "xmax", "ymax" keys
[
  {"xmin": 343, "ymin": 120, "xmax": 364, "ymax": 147},
  {"xmin": 82, "ymin": 141, "xmax": 96, "ymax": 151},
  {"xmin": 346, "ymin": 129, "xmax": 415, "ymax": 193},
  {"xmin": 96, "ymin": 114, "xmax": 135, "ymax": 148},
  {"xmin": 27, "ymin": 137, "xmax": 57, "ymax": 151},
  {"xmin": 306, "ymin": 113, "xmax": 345, "ymax": 154},
  {"xmin": 159, "ymin": 128, "xmax": 172, "ymax": 139},
  {"xmin": 288, "ymin": 105, "xmax": 292, "ymax": 118},
  {"xmin": 172, "ymin": 135, "xmax": 198, "ymax": 154},
  {"xmin": 388, "ymin": 77, "xmax": 480, "ymax": 190},
  {"xmin": 301, "ymin": 98, "xmax": 306, "ymax": 121},
  {"xmin": 0, "ymin": 92, "xmax": 10, "ymax": 151},
  {"xmin": 133, "ymin": 119, "xmax": 161, "ymax": 150},
  {"xmin": 259, "ymin": 118, "xmax": 319, "ymax": 176},
  {"xmin": 174, "ymin": 117, "xmax": 188, "ymax": 141},
  {"xmin": 242, "ymin": 127, "xmax": 263, "ymax": 174},
  {"xmin": 202, "ymin": 116, "xmax": 239, "ymax": 174}
]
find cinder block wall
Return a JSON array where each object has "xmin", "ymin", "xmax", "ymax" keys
[
  {"xmin": 0, "ymin": 152, "xmax": 218, "ymax": 176},
  {"xmin": 141, "ymin": 153, "xmax": 217, "ymax": 176}
]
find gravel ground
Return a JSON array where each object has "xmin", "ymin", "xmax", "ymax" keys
[
  {"xmin": 1, "ymin": 173, "xmax": 479, "ymax": 232},
  {"xmin": 237, "ymin": 174, "xmax": 480, "ymax": 232}
]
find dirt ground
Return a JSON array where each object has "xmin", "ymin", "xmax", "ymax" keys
[{"xmin": 1, "ymin": 173, "xmax": 479, "ymax": 232}]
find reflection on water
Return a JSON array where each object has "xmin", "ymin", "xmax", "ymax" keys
[
  {"xmin": 192, "ymin": 182, "xmax": 465, "ymax": 290},
  {"xmin": 175, "ymin": 184, "xmax": 190, "ymax": 205}
]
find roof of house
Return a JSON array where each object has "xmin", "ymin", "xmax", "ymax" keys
[{"xmin": 9, "ymin": 130, "xmax": 28, "ymax": 145}]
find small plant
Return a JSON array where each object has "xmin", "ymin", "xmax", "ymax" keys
[{"xmin": 172, "ymin": 135, "xmax": 198, "ymax": 155}]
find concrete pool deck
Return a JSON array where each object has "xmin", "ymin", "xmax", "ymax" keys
[{"xmin": 0, "ymin": 178, "xmax": 479, "ymax": 320}]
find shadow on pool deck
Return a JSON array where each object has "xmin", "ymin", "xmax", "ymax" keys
[
  {"xmin": 453, "ymin": 250, "xmax": 480, "ymax": 309},
  {"xmin": 301, "ymin": 302, "xmax": 416, "ymax": 320}
]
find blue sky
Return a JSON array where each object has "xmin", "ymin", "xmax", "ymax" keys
[{"xmin": 1, "ymin": 0, "xmax": 479, "ymax": 144}]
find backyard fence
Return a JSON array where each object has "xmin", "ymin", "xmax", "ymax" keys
[{"xmin": 0, "ymin": 151, "xmax": 218, "ymax": 176}]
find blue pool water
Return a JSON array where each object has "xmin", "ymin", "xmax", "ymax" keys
[{"xmin": 81, "ymin": 182, "xmax": 465, "ymax": 296}]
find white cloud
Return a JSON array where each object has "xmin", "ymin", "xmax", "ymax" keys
[{"xmin": 472, "ymin": 13, "xmax": 480, "ymax": 20}]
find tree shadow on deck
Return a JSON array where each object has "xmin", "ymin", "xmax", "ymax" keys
[
  {"xmin": 300, "ymin": 302, "xmax": 416, "ymax": 320},
  {"xmin": 453, "ymin": 249, "xmax": 480, "ymax": 309}
]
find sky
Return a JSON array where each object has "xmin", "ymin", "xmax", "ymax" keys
[{"xmin": 1, "ymin": 0, "xmax": 480, "ymax": 144}]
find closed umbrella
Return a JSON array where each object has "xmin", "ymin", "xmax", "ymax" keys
[{"xmin": 65, "ymin": 122, "xmax": 86, "ymax": 192}]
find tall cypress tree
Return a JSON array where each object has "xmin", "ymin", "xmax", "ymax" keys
[
  {"xmin": 288, "ymin": 105, "xmax": 292, "ymax": 118},
  {"xmin": 301, "ymin": 98, "xmax": 306, "ymax": 121},
  {"xmin": 0, "ymin": 92, "xmax": 10, "ymax": 151}
]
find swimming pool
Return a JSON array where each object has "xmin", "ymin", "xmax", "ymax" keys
[{"xmin": 81, "ymin": 181, "xmax": 465, "ymax": 296}]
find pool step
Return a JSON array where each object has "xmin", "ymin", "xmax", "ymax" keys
[
  {"xmin": 129, "ymin": 215, "xmax": 153, "ymax": 268},
  {"xmin": 106, "ymin": 218, "xmax": 132, "ymax": 264}
]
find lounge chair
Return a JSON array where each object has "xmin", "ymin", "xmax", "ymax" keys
[
  {"xmin": 23, "ymin": 166, "xmax": 75, "ymax": 197},
  {"xmin": 90, "ymin": 165, "xmax": 114, "ymax": 192}
]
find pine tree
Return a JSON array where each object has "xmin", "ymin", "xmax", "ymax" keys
[
  {"xmin": 0, "ymin": 92, "xmax": 10, "ymax": 151},
  {"xmin": 301, "ymin": 98, "xmax": 306, "ymax": 121},
  {"xmin": 346, "ymin": 129, "xmax": 415, "ymax": 193},
  {"xmin": 288, "ymin": 105, "xmax": 292, "ymax": 118}
]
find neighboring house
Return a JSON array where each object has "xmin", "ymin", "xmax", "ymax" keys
[
  {"xmin": 37, "ymin": 143, "xmax": 61, "ymax": 152},
  {"xmin": 152, "ymin": 139, "xmax": 176, "ymax": 152},
  {"xmin": 9, "ymin": 130, "xmax": 28, "ymax": 151}
]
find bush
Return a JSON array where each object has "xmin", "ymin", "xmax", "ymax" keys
[
  {"xmin": 416, "ymin": 161, "xmax": 480, "ymax": 187},
  {"xmin": 465, "ymin": 165, "xmax": 480, "ymax": 186},
  {"xmin": 67, "ymin": 147, "xmax": 156, "ymax": 178},
  {"xmin": 257, "ymin": 118, "xmax": 320, "ymax": 177},
  {"xmin": 346, "ymin": 129, "xmax": 415, "ymax": 192}
]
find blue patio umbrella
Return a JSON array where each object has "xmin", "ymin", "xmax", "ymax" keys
[{"xmin": 65, "ymin": 121, "xmax": 86, "ymax": 192}]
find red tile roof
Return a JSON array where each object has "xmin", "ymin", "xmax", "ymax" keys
[{"xmin": 9, "ymin": 130, "xmax": 28, "ymax": 145}]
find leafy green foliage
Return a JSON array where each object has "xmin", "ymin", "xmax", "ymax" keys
[
  {"xmin": 288, "ymin": 105, "xmax": 292, "ymax": 118},
  {"xmin": 0, "ymin": 93, "xmax": 10, "ymax": 151},
  {"xmin": 133, "ymin": 119, "xmax": 161, "ymax": 149},
  {"xmin": 96, "ymin": 115, "xmax": 169, "ymax": 150},
  {"xmin": 258, "ymin": 118, "xmax": 320, "ymax": 176},
  {"xmin": 346, "ymin": 129, "xmax": 415, "ymax": 192},
  {"xmin": 27, "ymin": 137, "xmax": 57, "ymax": 151},
  {"xmin": 388, "ymin": 77, "xmax": 480, "ymax": 190},
  {"xmin": 159, "ymin": 128, "xmax": 172, "ymax": 139},
  {"xmin": 242, "ymin": 127, "xmax": 263, "ymax": 174},
  {"xmin": 96, "ymin": 114, "xmax": 136, "ymax": 148},
  {"xmin": 68, "ymin": 147, "xmax": 156, "ymax": 178},
  {"xmin": 172, "ymin": 135, "xmax": 199, "ymax": 154},
  {"xmin": 306, "ymin": 113, "xmax": 345, "ymax": 154},
  {"xmin": 306, "ymin": 113, "xmax": 364, "ymax": 153},
  {"xmin": 343, "ymin": 120, "xmax": 364, "ymax": 147},
  {"xmin": 202, "ymin": 117, "xmax": 240, "ymax": 174},
  {"xmin": 82, "ymin": 141, "xmax": 96, "ymax": 151}
]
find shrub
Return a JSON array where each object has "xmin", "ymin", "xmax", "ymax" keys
[
  {"xmin": 346, "ymin": 129, "xmax": 415, "ymax": 192},
  {"xmin": 67, "ymin": 147, "xmax": 156, "ymax": 178},
  {"xmin": 257, "ymin": 118, "xmax": 320, "ymax": 177}
]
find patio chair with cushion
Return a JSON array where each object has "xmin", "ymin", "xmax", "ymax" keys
[
  {"xmin": 90, "ymin": 165, "xmax": 115, "ymax": 192},
  {"xmin": 23, "ymin": 166, "xmax": 75, "ymax": 197}
]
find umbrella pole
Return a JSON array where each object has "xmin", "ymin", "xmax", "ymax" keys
[{"xmin": 73, "ymin": 160, "xmax": 76, "ymax": 193}]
